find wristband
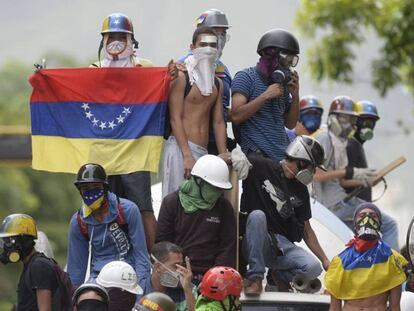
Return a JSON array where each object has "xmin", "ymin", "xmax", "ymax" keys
[{"xmin": 345, "ymin": 166, "xmax": 354, "ymax": 179}]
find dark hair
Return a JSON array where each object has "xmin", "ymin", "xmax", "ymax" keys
[
  {"xmin": 151, "ymin": 241, "xmax": 183, "ymax": 263},
  {"xmin": 192, "ymin": 26, "xmax": 217, "ymax": 45}
]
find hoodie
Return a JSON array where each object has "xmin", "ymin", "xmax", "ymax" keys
[{"xmin": 66, "ymin": 192, "xmax": 150, "ymax": 294}]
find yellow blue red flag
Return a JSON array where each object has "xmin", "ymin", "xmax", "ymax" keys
[
  {"xmin": 29, "ymin": 67, "xmax": 170, "ymax": 174},
  {"xmin": 325, "ymin": 241, "xmax": 407, "ymax": 300}
]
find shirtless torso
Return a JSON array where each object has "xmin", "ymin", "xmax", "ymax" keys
[
  {"xmin": 169, "ymin": 70, "xmax": 226, "ymax": 177},
  {"xmin": 330, "ymin": 285, "xmax": 402, "ymax": 311}
]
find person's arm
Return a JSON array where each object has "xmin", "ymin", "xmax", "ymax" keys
[
  {"xmin": 389, "ymin": 285, "xmax": 402, "ymax": 311},
  {"xmin": 169, "ymin": 71, "xmax": 195, "ymax": 178},
  {"xmin": 36, "ymin": 289, "xmax": 52, "ymax": 311},
  {"xmin": 66, "ymin": 214, "xmax": 89, "ymax": 287},
  {"xmin": 155, "ymin": 195, "xmax": 177, "ymax": 243},
  {"xmin": 329, "ymin": 295, "xmax": 342, "ymax": 311},
  {"xmin": 303, "ymin": 221, "xmax": 330, "ymax": 271},
  {"xmin": 214, "ymin": 200, "xmax": 237, "ymax": 268},
  {"xmin": 212, "ymin": 79, "xmax": 227, "ymax": 154},
  {"xmin": 313, "ymin": 167, "xmax": 346, "ymax": 183},
  {"xmin": 284, "ymin": 70, "xmax": 300, "ymax": 129},
  {"xmin": 176, "ymin": 256, "xmax": 195, "ymax": 311},
  {"xmin": 230, "ymin": 84, "xmax": 283, "ymax": 125},
  {"xmin": 126, "ymin": 201, "xmax": 151, "ymax": 294}
]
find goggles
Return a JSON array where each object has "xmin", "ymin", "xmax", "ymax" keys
[{"xmin": 279, "ymin": 51, "xmax": 299, "ymax": 67}]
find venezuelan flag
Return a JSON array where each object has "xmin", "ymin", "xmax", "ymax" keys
[
  {"xmin": 29, "ymin": 67, "xmax": 170, "ymax": 174},
  {"xmin": 325, "ymin": 241, "xmax": 407, "ymax": 300}
]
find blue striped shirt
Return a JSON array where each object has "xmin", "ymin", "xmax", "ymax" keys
[{"xmin": 232, "ymin": 67, "xmax": 291, "ymax": 161}]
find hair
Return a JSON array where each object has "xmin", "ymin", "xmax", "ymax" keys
[
  {"xmin": 192, "ymin": 26, "xmax": 217, "ymax": 45},
  {"xmin": 151, "ymin": 241, "xmax": 183, "ymax": 263}
]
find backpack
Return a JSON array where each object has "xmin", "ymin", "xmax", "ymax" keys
[
  {"xmin": 76, "ymin": 196, "xmax": 129, "ymax": 240},
  {"xmin": 25, "ymin": 252, "xmax": 74, "ymax": 311},
  {"xmin": 163, "ymin": 71, "xmax": 221, "ymax": 139}
]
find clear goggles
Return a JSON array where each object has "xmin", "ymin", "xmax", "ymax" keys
[{"xmin": 278, "ymin": 51, "xmax": 299, "ymax": 67}]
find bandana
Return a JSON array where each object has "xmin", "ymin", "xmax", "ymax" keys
[
  {"xmin": 82, "ymin": 188, "xmax": 106, "ymax": 217},
  {"xmin": 178, "ymin": 177, "xmax": 222, "ymax": 213}
]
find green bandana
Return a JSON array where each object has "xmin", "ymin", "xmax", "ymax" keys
[{"xmin": 179, "ymin": 177, "xmax": 222, "ymax": 213}]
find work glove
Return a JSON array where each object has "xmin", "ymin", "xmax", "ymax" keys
[
  {"xmin": 353, "ymin": 167, "xmax": 377, "ymax": 180},
  {"xmin": 231, "ymin": 148, "xmax": 252, "ymax": 180}
]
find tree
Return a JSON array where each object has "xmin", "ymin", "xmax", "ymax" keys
[{"xmin": 295, "ymin": 0, "xmax": 414, "ymax": 97}]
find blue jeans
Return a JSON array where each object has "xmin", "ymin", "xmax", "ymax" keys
[
  {"xmin": 330, "ymin": 197, "xmax": 399, "ymax": 250},
  {"xmin": 243, "ymin": 210, "xmax": 322, "ymax": 282}
]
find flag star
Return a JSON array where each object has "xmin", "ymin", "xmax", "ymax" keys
[
  {"xmin": 108, "ymin": 121, "xmax": 116, "ymax": 129},
  {"xmin": 99, "ymin": 122, "xmax": 107, "ymax": 130},
  {"xmin": 122, "ymin": 107, "xmax": 131, "ymax": 115},
  {"xmin": 85, "ymin": 111, "xmax": 93, "ymax": 119},
  {"xmin": 117, "ymin": 115, "xmax": 125, "ymax": 123},
  {"xmin": 92, "ymin": 118, "xmax": 99, "ymax": 126},
  {"xmin": 81, "ymin": 103, "xmax": 90, "ymax": 110}
]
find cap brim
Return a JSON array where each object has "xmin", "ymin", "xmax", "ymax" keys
[{"xmin": 127, "ymin": 284, "xmax": 143, "ymax": 295}]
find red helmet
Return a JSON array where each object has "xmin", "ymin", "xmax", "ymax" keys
[
  {"xmin": 329, "ymin": 96, "xmax": 358, "ymax": 116},
  {"xmin": 199, "ymin": 266, "xmax": 243, "ymax": 300}
]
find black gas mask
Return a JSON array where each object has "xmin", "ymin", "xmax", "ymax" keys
[
  {"xmin": 271, "ymin": 51, "xmax": 298, "ymax": 85},
  {"xmin": 354, "ymin": 117, "xmax": 377, "ymax": 144},
  {"xmin": 0, "ymin": 235, "xmax": 34, "ymax": 264}
]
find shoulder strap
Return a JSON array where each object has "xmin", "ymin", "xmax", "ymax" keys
[
  {"xmin": 76, "ymin": 211, "xmax": 89, "ymax": 239},
  {"xmin": 115, "ymin": 196, "xmax": 126, "ymax": 225},
  {"xmin": 184, "ymin": 71, "xmax": 192, "ymax": 98}
]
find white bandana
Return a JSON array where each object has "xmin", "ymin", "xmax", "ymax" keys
[
  {"xmin": 329, "ymin": 131, "xmax": 348, "ymax": 169},
  {"xmin": 184, "ymin": 46, "xmax": 217, "ymax": 96}
]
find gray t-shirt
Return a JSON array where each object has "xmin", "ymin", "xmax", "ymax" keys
[{"xmin": 312, "ymin": 130, "xmax": 347, "ymax": 208}]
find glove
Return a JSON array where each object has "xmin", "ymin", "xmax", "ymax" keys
[
  {"xmin": 353, "ymin": 167, "xmax": 377, "ymax": 180},
  {"xmin": 231, "ymin": 148, "xmax": 252, "ymax": 180},
  {"xmin": 361, "ymin": 178, "xmax": 375, "ymax": 188}
]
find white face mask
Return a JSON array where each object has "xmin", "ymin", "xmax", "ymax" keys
[
  {"xmin": 151, "ymin": 254, "xmax": 181, "ymax": 288},
  {"xmin": 185, "ymin": 46, "xmax": 217, "ymax": 96},
  {"xmin": 102, "ymin": 34, "xmax": 135, "ymax": 67}
]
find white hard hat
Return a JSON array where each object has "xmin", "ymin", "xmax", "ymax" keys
[
  {"xmin": 191, "ymin": 155, "xmax": 232, "ymax": 190},
  {"xmin": 96, "ymin": 261, "xmax": 143, "ymax": 294}
]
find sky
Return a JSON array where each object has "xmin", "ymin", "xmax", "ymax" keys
[{"xmin": 1, "ymin": 0, "xmax": 413, "ymax": 246}]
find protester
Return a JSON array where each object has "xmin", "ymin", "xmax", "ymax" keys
[
  {"xmin": 72, "ymin": 283, "xmax": 109, "ymax": 311},
  {"xmin": 345, "ymin": 100, "xmax": 380, "ymax": 201},
  {"xmin": 230, "ymin": 28, "xmax": 300, "ymax": 161},
  {"xmin": 66, "ymin": 163, "xmax": 150, "ymax": 293},
  {"xmin": 325, "ymin": 203, "xmax": 407, "ymax": 311},
  {"xmin": 178, "ymin": 8, "xmax": 233, "ymax": 154},
  {"xmin": 241, "ymin": 136, "xmax": 330, "ymax": 295},
  {"xmin": 157, "ymin": 155, "xmax": 236, "ymax": 283},
  {"xmin": 96, "ymin": 261, "xmax": 143, "ymax": 311},
  {"xmin": 400, "ymin": 244, "xmax": 414, "ymax": 292},
  {"xmin": 162, "ymin": 27, "xmax": 227, "ymax": 198},
  {"xmin": 136, "ymin": 292, "xmax": 177, "ymax": 311},
  {"xmin": 148, "ymin": 242, "xmax": 196, "ymax": 311},
  {"xmin": 90, "ymin": 13, "xmax": 157, "ymax": 249},
  {"xmin": 195, "ymin": 266, "xmax": 242, "ymax": 311},
  {"xmin": 312, "ymin": 96, "xmax": 399, "ymax": 250},
  {"xmin": 286, "ymin": 95, "xmax": 324, "ymax": 140},
  {"xmin": 0, "ymin": 214, "xmax": 69, "ymax": 311}
]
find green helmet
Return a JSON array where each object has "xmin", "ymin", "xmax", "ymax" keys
[{"xmin": 137, "ymin": 292, "xmax": 176, "ymax": 311}]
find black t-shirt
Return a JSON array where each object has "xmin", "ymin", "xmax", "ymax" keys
[
  {"xmin": 17, "ymin": 253, "xmax": 58, "ymax": 311},
  {"xmin": 241, "ymin": 154, "xmax": 311, "ymax": 242},
  {"xmin": 346, "ymin": 138, "xmax": 372, "ymax": 201}
]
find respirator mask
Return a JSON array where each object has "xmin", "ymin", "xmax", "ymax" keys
[
  {"xmin": 328, "ymin": 114, "xmax": 357, "ymax": 139},
  {"xmin": 151, "ymin": 254, "xmax": 181, "ymax": 288},
  {"xmin": 0, "ymin": 236, "xmax": 34, "ymax": 264},
  {"xmin": 356, "ymin": 118, "xmax": 376, "ymax": 141}
]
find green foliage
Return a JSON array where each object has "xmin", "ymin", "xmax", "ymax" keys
[{"xmin": 296, "ymin": 0, "xmax": 414, "ymax": 97}]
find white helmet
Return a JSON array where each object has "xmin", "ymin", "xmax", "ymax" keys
[
  {"xmin": 191, "ymin": 155, "xmax": 232, "ymax": 190},
  {"xmin": 96, "ymin": 261, "xmax": 143, "ymax": 294}
]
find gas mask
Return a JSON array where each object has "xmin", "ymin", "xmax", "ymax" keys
[
  {"xmin": 271, "ymin": 68, "xmax": 292, "ymax": 85},
  {"xmin": 328, "ymin": 114, "xmax": 357, "ymax": 139},
  {"xmin": 106, "ymin": 40, "xmax": 127, "ymax": 56},
  {"xmin": 355, "ymin": 215, "xmax": 381, "ymax": 240},
  {"xmin": 283, "ymin": 160, "xmax": 315, "ymax": 186},
  {"xmin": 151, "ymin": 255, "xmax": 181, "ymax": 288},
  {"xmin": 355, "ymin": 118, "xmax": 376, "ymax": 143},
  {"xmin": 0, "ymin": 236, "xmax": 34, "ymax": 264}
]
